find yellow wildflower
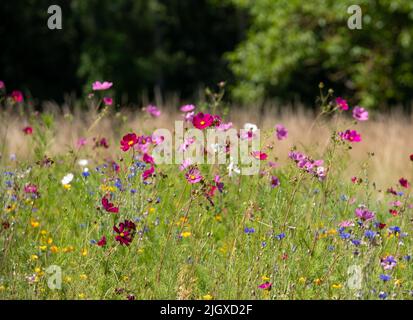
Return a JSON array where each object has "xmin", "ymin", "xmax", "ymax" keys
[
  {"xmin": 181, "ymin": 231, "xmax": 191, "ymax": 238},
  {"xmin": 203, "ymin": 293, "xmax": 213, "ymax": 300}
]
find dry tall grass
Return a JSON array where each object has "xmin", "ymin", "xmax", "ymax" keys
[{"xmin": 1, "ymin": 104, "xmax": 412, "ymax": 188}]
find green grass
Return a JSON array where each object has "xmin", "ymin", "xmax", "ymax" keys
[{"xmin": 0, "ymin": 102, "xmax": 412, "ymax": 300}]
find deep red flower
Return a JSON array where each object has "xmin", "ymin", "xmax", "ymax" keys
[
  {"xmin": 399, "ymin": 178, "xmax": 410, "ymax": 189},
  {"xmin": 120, "ymin": 133, "xmax": 138, "ymax": 151},
  {"xmin": 192, "ymin": 112, "xmax": 214, "ymax": 129},
  {"xmin": 102, "ymin": 196, "xmax": 119, "ymax": 213},
  {"xmin": 97, "ymin": 236, "xmax": 107, "ymax": 247},
  {"xmin": 410, "ymin": 154, "xmax": 413, "ymax": 162},
  {"xmin": 389, "ymin": 209, "xmax": 398, "ymax": 217},
  {"xmin": 113, "ymin": 220, "xmax": 136, "ymax": 246},
  {"xmin": 22, "ymin": 126, "xmax": 33, "ymax": 135}
]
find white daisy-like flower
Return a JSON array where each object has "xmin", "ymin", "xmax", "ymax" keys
[
  {"xmin": 61, "ymin": 173, "xmax": 74, "ymax": 185},
  {"xmin": 227, "ymin": 157, "xmax": 241, "ymax": 176},
  {"xmin": 78, "ymin": 159, "xmax": 89, "ymax": 166},
  {"xmin": 243, "ymin": 123, "xmax": 258, "ymax": 132}
]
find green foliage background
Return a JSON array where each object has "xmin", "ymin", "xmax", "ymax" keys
[{"xmin": 1, "ymin": 0, "xmax": 413, "ymax": 108}]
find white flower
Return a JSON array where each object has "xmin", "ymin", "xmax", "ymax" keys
[
  {"xmin": 210, "ymin": 143, "xmax": 224, "ymax": 154},
  {"xmin": 243, "ymin": 123, "xmax": 258, "ymax": 133},
  {"xmin": 78, "ymin": 159, "xmax": 89, "ymax": 166},
  {"xmin": 61, "ymin": 173, "xmax": 74, "ymax": 185},
  {"xmin": 227, "ymin": 157, "xmax": 241, "ymax": 176}
]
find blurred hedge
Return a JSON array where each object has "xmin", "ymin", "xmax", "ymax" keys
[{"xmin": 228, "ymin": 0, "xmax": 413, "ymax": 109}]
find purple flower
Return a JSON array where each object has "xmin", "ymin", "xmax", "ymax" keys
[
  {"xmin": 355, "ymin": 207, "xmax": 375, "ymax": 222},
  {"xmin": 145, "ymin": 104, "xmax": 161, "ymax": 117},
  {"xmin": 352, "ymin": 106, "xmax": 369, "ymax": 121},
  {"xmin": 271, "ymin": 176, "xmax": 280, "ymax": 188},
  {"xmin": 379, "ymin": 274, "xmax": 391, "ymax": 282},
  {"xmin": 275, "ymin": 124, "xmax": 288, "ymax": 140},
  {"xmin": 380, "ymin": 256, "xmax": 397, "ymax": 270}
]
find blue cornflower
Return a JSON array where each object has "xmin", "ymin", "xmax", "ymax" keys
[
  {"xmin": 340, "ymin": 232, "xmax": 351, "ymax": 239},
  {"xmin": 378, "ymin": 292, "xmax": 387, "ymax": 299},
  {"xmin": 244, "ymin": 227, "xmax": 255, "ymax": 234},
  {"xmin": 351, "ymin": 239, "xmax": 361, "ymax": 246},
  {"xmin": 364, "ymin": 230, "xmax": 376, "ymax": 240},
  {"xmin": 275, "ymin": 233, "xmax": 286, "ymax": 240},
  {"xmin": 389, "ymin": 226, "xmax": 401, "ymax": 234},
  {"xmin": 380, "ymin": 274, "xmax": 391, "ymax": 282}
]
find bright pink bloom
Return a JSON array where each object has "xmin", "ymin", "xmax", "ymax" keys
[
  {"xmin": 102, "ymin": 196, "xmax": 119, "ymax": 213},
  {"xmin": 0, "ymin": 80, "xmax": 5, "ymax": 89},
  {"xmin": 142, "ymin": 165, "xmax": 155, "ymax": 180},
  {"xmin": 251, "ymin": 151, "xmax": 268, "ymax": 160},
  {"xmin": 352, "ymin": 106, "xmax": 369, "ymax": 121},
  {"xmin": 184, "ymin": 111, "xmax": 195, "ymax": 122},
  {"xmin": 180, "ymin": 104, "xmax": 195, "ymax": 112},
  {"xmin": 143, "ymin": 153, "xmax": 155, "ymax": 165},
  {"xmin": 24, "ymin": 183, "xmax": 38, "ymax": 194},
  {"xmin": 120, "ymin": 133, "xmax": 138, "ymax": 151},
  {"xmin": 185, "ymin": 168, "xmax": 203, "ymax": 184},
  {"xmin": 192, "ymin": 112, "xmax": 214, "ymax": 129},
  {"xmin": 335, "ymin": 97, "xmax": 349, "ymax": 111},
  {"xmin": 10, "ymin": 90, "xmax": 23, "ymax": 103},
  {"xmin": 92, "ymin": 81, "xmax": 113, "ymax": 91},
  {"xmin": 135, "ymin": 135, "xmax": 152, "ymax": 153},
  {"xmin": 103, "ymin": 97, "xmax": 113, "ymax": 106},
  {"xmin": 399, "ymin": 178, "xmax": 409, "ymax": 188},
  {"xmin": 355, "ymin": 207, "xmax": 375, "ymax": 221},
  {"xmin": 179, "ymin": 137, "xmax": 196, "ymax": 152},
  {"xmin": 22, "ymin": 126, "xmax": 33, "ymax": 135},
  {"xmin": 77, "ymin": 137, "xmax": 87, "ymax": 148},
  {"xmin": 339, "ymin": 129, "xmax": 361, "ymax": 142},
  {"xmin": 179, "ymin": 159, "xmax": 192, "ymax": 171},
  {"xmin": 258, "ymin": 282, "xmax": 272, "ymax": 290},
  {"xmin": 152, "ymin": 134, "xmax": 164, "ymax": 145},
  {"xmin": 145, "ymin": 104, "xmax": 161, "ymax": 117},
  {"xmin": 275, "ymin": 124, "xmax": 288, "ymax": 140},
  {"xmin": 339, "ymin": 220, "xmax": 355, "ymax": 227},
  {"xmin": 216, "ymin": 122, "xmax": 233, "ymax": 131}
]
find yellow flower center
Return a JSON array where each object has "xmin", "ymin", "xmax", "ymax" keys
[
  {"xmin": 190, "ymin": 175, "xmax": 196, "ymax": 180},
  {"xmin": 200, "ymin": 120, "xmax": 205, "ymax": 125},
  {"xmin": 120, "ymin": 232, "xmax": 125, "ymax": 237},
  {"xmin": 128, "ymin": 140, "xmax": 134, "ymax": 146},
  {"xmin": 142, "ymin": 139, "xmax": 146, "ymax": 144}
]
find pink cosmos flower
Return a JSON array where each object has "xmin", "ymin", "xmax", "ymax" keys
[
  {"xmin": 135, "ymin": 135, "xmax": 152, "ymax": 153},
  {"xmin": 180, "ymin": 104, "xmax": 195, "ymax": 112},
  {"xmin": 339, "ymin": 129, "xmax": 362, "ymax": 142},
  {"xmin": 22, "ymin": 126, "xmax": 33, "ymax": 135},
  {"xmin": 275, "ymin": 124, "xmax": 288, "ymax": 140},
  {"xmin": 24, "ymin": 183, "xmax": 38, "ymax": 194},
  {"xmin": 216, "ymin": 122, "xmax": 233, "ymax": 131},
  {"xmin": 355, "ymin": 207, "xmax": 375, "ymax": 221},
  {"xmin": 0, "ymin": 80, "xmax": 5, "ymax": 89},
  {"xmin": 335, "ymin": 97, "xmax": 349, "ymax": 111},
  {"xmin": 152, "ymin": 134, "xmax": 165, "ymax": 145},
  {"xmin": 193, "ymin": 112, "xmax": 214, "ymax": 129},
  {"xmin": 179, "ymin": 137, "xmax": 196, "ymax": 152},
  {"xmin": 103, "ymin": 97, "xmax": 113, "ymax": 106},
  {"xmin": 143, "ymin": 153, "xmax": 155, "ymax": 165},
  {"xmin": 120, "ymin": 133, "xmax": 138, "ymax": 152},
  {"xmin": 77, "ymin": 137, "xmax": 87, "ymax": 148},
  {"xmin": 352, "ymin": 106, "xmax": 369, "ymax": 121},
  {"xmin": 145, "ymin": 104, "xmax": 161, "ymax": 117},
  {"xmin": 10, "ymin": 90, "xmax": 23, "ymax": 103},
  {"xmin": 179, "ymin": 158, "xmax": 192, "ymax": 171},
  {"xmin": 185, "ymin": 168, "xmax": 203, "ymax": 184},
  {"xmin": 184, "ymin": 111, "xmax": 195, "ymax": 122},
  {"xmin": 399, "ymin": 178, "xmax": 409, "ymax": 188},
  {"xmin": 92, "ymin": 81, "xmax": 113, "ymax": 91},
  {"xmin": 251, "ymin": 151, "xmax": 268, "ymax": 160},
  {"xmin": 339, "ymin": 220, "xmax": 355, "ymax": 228},
  {"xmin": 142, "ymin": 165, "xmax": 155, "ymax": 180},
  {"xmin": 258, "ymin": 282, "xmax": 272, "ymax": 290}
]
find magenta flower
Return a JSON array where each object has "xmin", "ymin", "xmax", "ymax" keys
[
  {"xmin": 275, "ymin": 124, "xmax": 288, "ymax": 140},
  {"xmin": 0, "ymin": 80, "xmax": 5, "ymax": 89},
  {"xmin": 113, "ymin": 220, "xmax": 136, "ymax": 246},
  {"xmin": 97, "ymin": 236, "xmax": 107, "ymax": 247},
  {"xmin": 10, "ymin": 90, "xmax": 23, "ymax": 103},
  {"xmin": 103, "ymin": 97, "xmax": 113, "ymax": 106},
  {"xmin": 355, "ymin": 207, "xmax": 375, "ymax": 221},
  {"xmin": 183, "ymin": 111, "xmax": 195, "ymax": 122},
  {"xmin": 179, "ymin": 158, "xmax": 192, "ymax": 171},
  {"xmin": 258, "ymin": 282, "xmax": 272, "ymax": 290},
  {"xmin": 185, "ymin": 168, "xmax": 203, "ymax": 184},
  {"xmin": 180, "ymin": 104, "xmax": 195, "ymax": 112},
  {"xmin": 251, "ymin": 151, "xmax": 268, "ymax": 160},
  {"xmin": 120, "ymin": 133, "xmax": 138, "ymax": 152},
  {"xmin": 142, "ymin": 165, "xmax": 155, "ymax": 180},
  {"xmin": 22, "ymin": 126, "xmax": 33, "ymax": 135},
  {"xmin": 135, "ymin": 135, "xmax": 152, "ymax": 153},
  {"xmin": 193, "ymin": 112, "xmax": 214, "ymax": 129},
  {"xmin": 335, "ymin": 97, "xmax": 349, "ymax": 111},
  {"xmin": 92, "ymin": 81, "xmax": 113, "ymax": 91},
  {"xmin": 339, "ymin": 129, "xmax": 361, "ymax": 142},
  {"xmin": 399, "ymin": 178, "xmax": 409, "ymax": 188},
  {"xmin": 77, "ymin": 137, "xmax": 87, "ymax": 148},
  {"xmin": 24, "ymin": 183, "xmax": 38, "ymax": 194},
  {"xmin": 143, "ymin": 153, "xmax": 155, "ymax": 165},
  {"xmin": 145, "ymin": 104, "xmax": 161, "ymax": 117},
  {"xmin": 352, "ymin": 106, "xmax": 369, "ymax": 121}
]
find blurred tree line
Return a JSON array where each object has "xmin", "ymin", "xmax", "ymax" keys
[{"xmin": 1, "ymin": 0, "xmax": 413, "ymax": 109}]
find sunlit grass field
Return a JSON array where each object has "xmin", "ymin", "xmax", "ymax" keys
[{"xmin": 1, "ymin": 88, "xmax": 412, "ymax": 300}]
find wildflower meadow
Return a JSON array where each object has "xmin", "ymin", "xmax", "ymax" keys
[{"xmin": 0, "ymin": 81, "xmax": 412, "ymax": 300}]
